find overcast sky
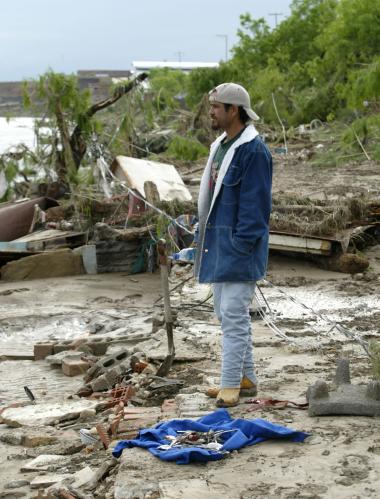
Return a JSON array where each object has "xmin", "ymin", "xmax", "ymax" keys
[{"xmin": 1, "ymin": 0, "xmax": 292, "ymax": 81}]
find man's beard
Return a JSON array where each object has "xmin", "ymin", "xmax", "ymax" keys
[{"xmin": 211, "ymin": 120, "xmax": 221, "ymax": 130}]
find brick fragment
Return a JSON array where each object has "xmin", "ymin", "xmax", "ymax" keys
[
  {"xmin": 62, "ymin": 358, "xmax": 90, "ymax": 377},
  {"xmin": 34, "ymin": 342, "xmax": 55, "ymax": 360}
]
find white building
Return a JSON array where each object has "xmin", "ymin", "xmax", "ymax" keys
[{"xmin": 132, "ymin": 61, "xmax": 219, "ymax": 74}]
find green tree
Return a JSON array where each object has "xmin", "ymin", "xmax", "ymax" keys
[{"xmin": 23, "ymin": 70, "xmax": 147, "ymax": 186}]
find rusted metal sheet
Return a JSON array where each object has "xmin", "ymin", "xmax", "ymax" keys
[{"xmin": 0, "ymin": 197, "xmax": 59, "ymax": 242}]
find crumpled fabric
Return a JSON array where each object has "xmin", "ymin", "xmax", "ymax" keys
[{"xmin": 112, "ymin": 408, "xmax": 309, "ymax": 464}]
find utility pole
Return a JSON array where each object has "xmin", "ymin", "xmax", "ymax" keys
[
  {"xmin": 216, "ymin": 34, "xmax": 228, "ymax": 62},
  {"xmin": 175, "ymin": 51, "xmax": 184, "ymax": 62},
  {"xmin": 269, "ymin": 12, "xmax": 283, "ymax": 28}
]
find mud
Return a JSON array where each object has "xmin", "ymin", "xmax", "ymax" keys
[{"xmin": 0, "ymin": 158, "xmax": 379, "ymax": 497}]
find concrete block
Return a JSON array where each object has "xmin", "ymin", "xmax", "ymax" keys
[
  {"xmin": 74, "ymin": 244, "xmax": 97, "ymax": 274},
  {"xmin": 34, "ymin": 342, "xmax": 55, "ymax": 360},
  {"xmin": 85, "ymin": 350, "xmax": 130, "ymax": 382},
  {"xmin": 86, "ymin": 338, "xmax": 109, "ymax": 356},
  {"xmin": 90, "ymin": 361, "xmax": 130, "ymax": 392},
  {"xmin": 53, "ymin": 339, "xmax": 74, "ymax": 354},
  {"xmin": 62, "ymin": 358, "xmax": 90, "ymax": 377},
  {"xmin": 46, "ymin": 351, "xmax": 82, "ymax": 366},
  {"xmin": 307, "ymin": 358, "xmax": 380, "ymax": 417}
]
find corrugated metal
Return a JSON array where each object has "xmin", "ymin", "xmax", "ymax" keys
[{"xmin": 0, "ymin": 197, "xmax": 58, "ymax": 241}]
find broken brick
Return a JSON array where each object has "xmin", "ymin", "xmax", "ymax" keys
[
  {"xmin": 62, "ymin": 358, "xmax": 90, "ymax": 377},
  {"xmin": 34, "ymin": 342, "xmax": 55, "ymax": 360}
]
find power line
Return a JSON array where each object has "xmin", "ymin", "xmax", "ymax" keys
[{"xmin": 268, "ymin": 12, "xmax": 283, "ymax": 28}]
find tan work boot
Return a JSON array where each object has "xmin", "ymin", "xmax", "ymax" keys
[
  {"xmin": 206, "ymin": 377, "xmax": 258, "ymax": 398},
  {"xmin": 216, "ymin": 388, "xmax": 240, "ymax": 407}
]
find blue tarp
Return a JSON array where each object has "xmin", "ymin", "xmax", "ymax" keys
[{"xmin": 112, "ymin": 409, "xmax": 310, "ymax": 464}]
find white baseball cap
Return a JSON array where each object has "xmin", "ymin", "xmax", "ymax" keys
[{"xmin": 209, "ymin": 82, "xmax": 260, "ymax": 121}]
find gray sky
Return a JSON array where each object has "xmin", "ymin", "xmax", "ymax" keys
[{"xmin": 1, "ymin": 0, "xmax": 291, "ymax": 81}]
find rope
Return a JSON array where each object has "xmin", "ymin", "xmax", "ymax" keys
[{"xmin": 262, "ymin": 279, "xmax": 370, "ymax": 355}]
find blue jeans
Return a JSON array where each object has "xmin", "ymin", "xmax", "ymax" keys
[{"xmin": 213, "ymin": 282, "xmax": 257, "ymax": 388}]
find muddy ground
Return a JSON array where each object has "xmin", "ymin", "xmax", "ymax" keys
[{"xmin": 0, "ymin": 155, "xmax": 379, "ymax": 499}]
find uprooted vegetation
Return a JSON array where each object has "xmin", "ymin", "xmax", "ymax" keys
[{"xmin": 270, "ymin": 196, "xmax": 377, "ymax": 237}]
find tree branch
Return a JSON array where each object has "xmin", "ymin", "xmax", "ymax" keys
[{"xmin": 70, "ymin": 73, "xmax": 148, "ymax": 169}]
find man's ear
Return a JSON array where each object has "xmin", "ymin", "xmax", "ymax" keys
[{"xmin": 230, "ymin": 104, "xmax": 239, "ymax": 117}]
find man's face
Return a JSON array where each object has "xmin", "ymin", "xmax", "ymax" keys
[{"xmin": 209, "ymin": 101, "xmax": 234, "ymax": 131}]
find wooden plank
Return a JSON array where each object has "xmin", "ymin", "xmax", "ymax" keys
[{"xmin": 269, "ymin": 233, "xmax": 332, "ymax": 255}]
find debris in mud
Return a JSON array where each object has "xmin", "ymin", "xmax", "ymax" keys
[
  {"xmin": 307, "ymin": 358, "xmax": 380, "ymax": 416},
  {"xmin": 0, "ymin": 400, "xmax": 99, "ymax": 427}
]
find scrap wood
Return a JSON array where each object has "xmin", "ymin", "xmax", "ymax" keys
[{"xmin": 245, "ymin": 398, "xmax": 309, "ymax": 411}]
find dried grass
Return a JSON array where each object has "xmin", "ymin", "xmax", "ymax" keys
[{"xmin": 270, "ymin": 196, "xmax": 369, "ymax": 236}]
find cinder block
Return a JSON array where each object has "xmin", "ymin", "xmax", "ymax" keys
[
  {"xmin": 62, "ymin": 358, "xmax": 90, "ymax": 377},
  {"xmin": 85, "ymin": 350, "xmax": 130, "ymax": 383},
  {"xmin": 307, "ymin": 358, "xmax": 380, "ymax": 417},
  {"xmin": 34, "ymin": 342, "xmax": 55, "ymax": 360},
  {"xmin": 53, "ymin": 340, "xmax": 74, "ymax": 354},
  {"xmin": 90, "ymin": 361, "xmax": 130, "ymax": 392},
  {"xmin": 86, "ymin": 339, "xmax": 109, "ymax": 356}
]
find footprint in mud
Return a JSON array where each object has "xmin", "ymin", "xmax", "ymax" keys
[
  {"xmin": 273, "ymin": 483, "xmax": 328, "ymax": 499},
  {"xmin": 0, "ymin": 287, "xmax": 29, "ymax": 296},
  {"xmin": 240, "ymin": 483, "xmax": 272, "ymax": 498},
  {"xmin": 333, "ymin": 454, "xmax": 370, "ymax": 486}
]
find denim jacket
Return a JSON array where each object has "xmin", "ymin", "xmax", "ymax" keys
[{"xmin": 194, "ymin": 125, "xmax": 272, "ymax": 283}]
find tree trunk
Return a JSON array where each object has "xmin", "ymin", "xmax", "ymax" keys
[{"xmin": 69, "ymin": 73, "xmax": 148, "ymax": 170}]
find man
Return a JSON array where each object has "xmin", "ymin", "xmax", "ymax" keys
[{"xmin": 194, "ymin": 83, "xmax": 272, "ymax": 408}]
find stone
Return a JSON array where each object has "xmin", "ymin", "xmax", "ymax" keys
[
  {"xmin": 21, "ymin": 454, "xmax": 69, "ymax": 472},
  {"xmin": 0, "ymin": 400, "xmax": 98, "ymax": 427},
  {"xmin": 34, "ymin": 342, "xmax": 55, "ymax": 360},
  {"xmin": 30, "ymin": 473, "xmax": 72, "ymax": 489},
  {"xmin": 0, "ymin": 431, "xmax": 23, "ymax": 445},
  {"xmin": 72, "ymin": 465, "xmax": 96, "ymax": 488},
  {"xmin": 1, "ymin": 249, "xmax": 84, "ymax": 281},
  {"xmin": 4, "ymin": 480, "xmax": 30, "ymax": 489},
  {"xmin": 78, "ymin": 409, "xmax": 97, "ymax": 422},
  {"xmin": 0, "ymin": 492, "xmax": 27, "ymax": 498},
  {"xmin": 23, "ymin": 433, "xmax": 59, "ymax": 448},
  {"xmin": 62, "ymin": 358, "xmax": 90, "ymax": 377},
  {"xmin": 114, "ymin": 448, "xmax": 161, "ymax": 499},
  {"xmin": 307, "ymin": 359, "xmax": 380, "ymax": 416}
]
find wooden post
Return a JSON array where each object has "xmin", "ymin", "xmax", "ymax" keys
[{"xmin": 156, "ymin": 239, "xmax": 175, "ymax": 376}]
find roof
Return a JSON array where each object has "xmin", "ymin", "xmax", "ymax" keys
[
  {"xmin": 132, "ymin": 61, "xmax": 219, "ymax": 71},
  {"xmin": 111, "ymin": 156, "xmax": 192, "ymax": 203}
]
